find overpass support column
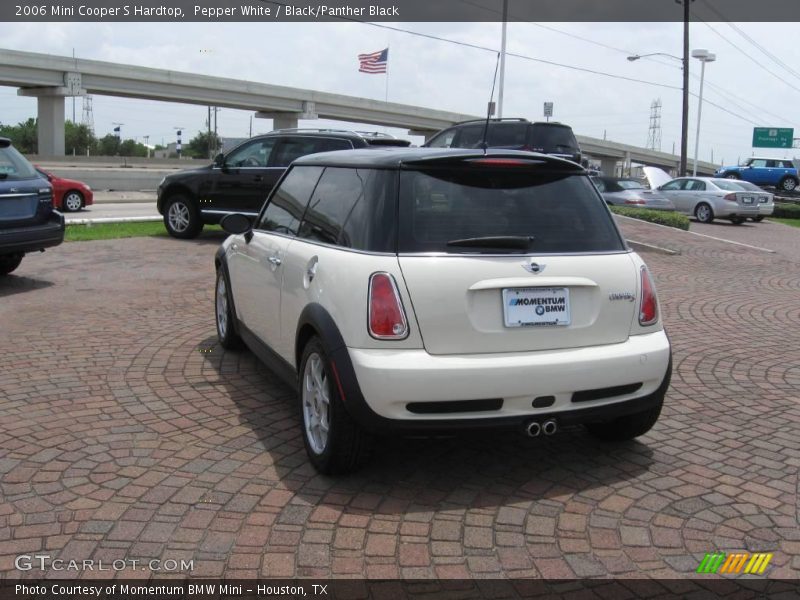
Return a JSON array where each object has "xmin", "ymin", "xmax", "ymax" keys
[
  {"xmin": 599, "ymin": 158, "xmax": 618, "ymax": 176},
  {"xmin": 256, "ymin": 102, "xmax": 318, "ymax": 132},
  {"xmin": 18, "ymin": 88, "xmax": 69, "ymax": 156}
]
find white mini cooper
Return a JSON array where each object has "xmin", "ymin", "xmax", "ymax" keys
[{"xmin": 215, "ymin": 148, "xmax": 672, "ymax": 474}]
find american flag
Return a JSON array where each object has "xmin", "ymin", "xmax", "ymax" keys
[{"xmin": 358, "ymin": 48, "xmax": 388, "ymax": 74}]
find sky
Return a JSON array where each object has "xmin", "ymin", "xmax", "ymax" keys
[{"xmin": 1, "ymin": 20, "xmax": 798, "ymax": 165}]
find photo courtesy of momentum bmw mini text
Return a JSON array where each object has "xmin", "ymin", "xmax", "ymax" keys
[{"xmin": 1, "ymin": 0, "xmax": 800, "ymax": 599}]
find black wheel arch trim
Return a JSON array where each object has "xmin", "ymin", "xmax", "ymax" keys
[
  {"xmin": 157, "ymin": 183, "xmax": 196, "ymax": 214},
  {"xmin": 214, "ymin": 250, "xmax": 241, "ymax": 340}
]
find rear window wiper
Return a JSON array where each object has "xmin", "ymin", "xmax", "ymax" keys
[{"xmin": 446, "ymin": 235, "xmax": 534, "ymax": 249}]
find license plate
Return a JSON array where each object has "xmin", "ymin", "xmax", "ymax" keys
[
  {"xmin": 742, "ymin": 197, "xmax": 754, "ymax": 204},
  {"xmin": 502, "ymin": 287, "xmax": 571, "ymax": 327}
]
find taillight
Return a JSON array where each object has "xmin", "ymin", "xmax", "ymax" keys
[
  {"xmin": 624, "ymin": 198, "xmax": 646, "ymax": 205},
  {"xmin": 368, "ymin": 273, "xmax": 409, "ymax": 339},
  {"xmin": 723, "ymin": 193, "xmax": 738, "ymax": 202},
  {"xmin": 639, "ymin": 266, "xmax": 658, "ymax": 326}
]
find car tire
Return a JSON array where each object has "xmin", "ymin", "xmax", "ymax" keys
[
  {"xmin": 694, "ymin": 202, "xmax": 714, "ymax": 223},
  {"xmin": 752, "ymin": 215, "xmax": 765, "ymax": 222},
  {"xmin": 729, "ymin": 216, "xmax": 745, "ymax": 225},
  {"xmin": 0, "ymin": 253, "xmax": 23, "ymax": 276},
  {"xmin": 298, "ymin": 336, "xmax": 372, "ymax": 474},
  {"xmin": 586, "ymin": 397, "xmax": 664, "ymax": 442},
  {"xmin": 164, "ymin": 195, "xmax": 203, "ymax": 239},
  {"xmin": 215, "ymin": 268, "xmax": 243, "ymax": 350},
  {"xmin": 724, "ymin": 173, "xmax": 740, "ymax": 180},
  {"xmin": 778, "ymin": 176, "xmax": 798, "ymax": 192},
  {"xmin": 62, "ymin": 191, "xmax": 84, "ymax": 212}
]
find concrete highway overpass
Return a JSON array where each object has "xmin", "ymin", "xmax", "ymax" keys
[{"xmin": 1, "ymin": 48, "xmax": 718, "ymax": 175}]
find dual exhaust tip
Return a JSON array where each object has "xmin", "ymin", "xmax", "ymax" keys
[{"xmin": 525, "ymin": 418, "xmax": 557, "ymax": 437}]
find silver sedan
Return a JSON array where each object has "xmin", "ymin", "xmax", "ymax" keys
[
  {"xmin": 591, "ymin": 177, "xmax": 675, "ymax": 211},
  {"xmin": 643, "ymin": 169, "xmax": 760, "ymax": 225}
]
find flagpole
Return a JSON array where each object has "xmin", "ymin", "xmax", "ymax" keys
[{"xmin": 384, "ymin": 45, "xmax": 390, "ymax": 103}]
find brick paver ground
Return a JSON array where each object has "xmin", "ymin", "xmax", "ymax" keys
[{"xmin": 1, "ymin": 220, "xmax": 799, "ymax": 579}]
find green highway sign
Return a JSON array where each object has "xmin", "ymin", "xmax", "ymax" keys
[{"xmin": 752, "ymin": 127, "xmax": 794, "ymax": 148}]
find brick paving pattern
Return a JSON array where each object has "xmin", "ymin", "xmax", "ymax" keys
[{"xmin": 1, "ymin": 220, "xmax": 799, "ymax": 579}]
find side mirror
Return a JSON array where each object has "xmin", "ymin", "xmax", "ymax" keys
[
  {"xmin": 213, "ymin": 153, "xmax": 225, "ymax": 167},
  {"xmin": 220, "ymin": 213, "xmax": 252, "ymax": 236}
]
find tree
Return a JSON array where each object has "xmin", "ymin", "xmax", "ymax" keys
[
  {"xmin": 186, "ymin": 131, "xmax": 222, "ymax": 159},
  {"xmin": 95, "ymin": 134, "xmax": 121, "ymax": 156},
  {"xmin": 0, "ymin": 118, "xmax": 38, "ymax": 154},
  {"xmin": 118, "ymin": 139, "xmax": 148, "ymax": 157},
  {"xmin": 65, "ymin": 121, "xmax": 96, "ymax": 155}
]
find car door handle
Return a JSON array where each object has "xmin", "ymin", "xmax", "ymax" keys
[
  {"xmin": 268, "ymin": 256, "xmax": 282, "ymax": 266},
  {"xmin": 253, "ymin": 175, "xmax": 264, "ymax": 182}
]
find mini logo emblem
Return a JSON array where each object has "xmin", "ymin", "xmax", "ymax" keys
[
  {"xmin": 609, "ymin": 292, "xmax": 635, "ymax": 302},
  {"xmin": 523, "ymin": 262, "xmax": 545, "ymax": 274}
]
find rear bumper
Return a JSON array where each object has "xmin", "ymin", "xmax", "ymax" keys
[
  {"xmin": 759, "ymin": 204, "xmax": 774, "ymax": 216},
  {"xmin": 0, "ymin": 212, "xmax": 65, "ymax": 255},
  {"xmin": 335, "ymin": 331, "xmax": 671, "ymax": 434},
  {"xmin": 716, "ymin": 204, "xmax": 759, "ymax": 217}
]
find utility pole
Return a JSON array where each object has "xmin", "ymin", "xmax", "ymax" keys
[
  {"xmin": 679, "ymin": 0, "xmax": 692, "ymax": 176},
  {"xmin": 497, "ymin": 0, "xmax": 508, "ymax": 118}
]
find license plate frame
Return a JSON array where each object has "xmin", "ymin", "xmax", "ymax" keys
[{"xmin": 502, "ymin": 287, "xmax": 571, "ymax": 328}]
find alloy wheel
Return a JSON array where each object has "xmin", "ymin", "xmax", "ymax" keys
[
  {"xmin": 168, "ymin": 201, "xmax": 190, "ymax": 232},
  {"xmin": 64, "ymin": 192, "xmax": 82, "ymax": 211},
  {"xmin": 216, "ymin": 273, "xmax": 228, "ymax": 338},
  {"xmin": 302, "ymin": 353, "xmax": 331, "ymax": 454}
]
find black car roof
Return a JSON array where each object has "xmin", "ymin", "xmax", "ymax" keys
[{"xmin": 292, "ymin": 147, "xmax": 585, "ymax": 169}]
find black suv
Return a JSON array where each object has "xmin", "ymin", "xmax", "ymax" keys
[
  {"xmin": 424, "ymin": 118, "xmax": 581, "ymax": 164},
  {"xmin": 157, "ymin": 129, "xmax": 410, "ymax": 239},
  {"xmin": 0, "ymin": 138, "xmax": 64, "ymax": 276}
]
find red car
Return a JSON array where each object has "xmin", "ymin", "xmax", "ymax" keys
[{"xmin": 35, "ymin": 167, "xmax": 93, "ymax": 212}]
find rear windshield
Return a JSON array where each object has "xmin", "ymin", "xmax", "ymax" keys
[
  {"xmin": 727, "ymin": 180, "xmax": 761, "ymax": 192},
  {"xmin": 0, "ymin": 146, "xmax": 38, "ymax": 181},
  {"xmin": 398, "ymin": 167, "xmax": 625, "ymax": 254},
  {"xmin": 712, "ymin": 179, "xmax": 749, "ymax": 191},
  {"xmin": 617, "ymin": 180, "xmax": 645, "ymax": 190},
  {"xmin": 530, "ymin": 124, "xmax": 578, "ymax": 152}
]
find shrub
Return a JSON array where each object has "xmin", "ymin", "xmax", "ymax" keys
[
  {"xmin": 772, "ymin": 202, "xmax": 800, "ymax": 219},
  {"xmin": 610, "ymin": 206, "xmax": 690, "ymax": 230}
]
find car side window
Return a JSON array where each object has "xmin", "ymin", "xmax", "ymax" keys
[
  {"xmin": 592, "ymin": 179, "xmax": 606, "ymax": 192},
  {"xmin": 270, "ymin": 138, "xmax": 352, "ymax": 168},
  {"xmin": 686, "ymin": 180, "xmax": 705, "ymax": 191},
  {"xmin": 298, "ymin": 167, "xmax": 382, "ymax": 249},
  {"xmin": 766, "ymin": 160, "xmax": 778, "ymax": 168},
  {"xmin": 782, "ymin": 161, "xmax": 795, "ymax": 169},
  {"xmin": 427, "ymin": 129, "xmax": 456, "ymax": 148},
  {"xmin": 660, "ymin": 180, "xmax": 683, "ymax": 191},
  {"xmin": 225, "ymin": 138, "xmax": 276, "ymax": 168},
  {"xmin": 453, "ymin": 125, "xmax": 484, "ymax": 148},
  {"xmin": 750, "ymin": 159, "xmax": 767, "ymax": 168},
  {"xmin": 256, "ymin": 166, "xmax": 323, "ymax": 235}
]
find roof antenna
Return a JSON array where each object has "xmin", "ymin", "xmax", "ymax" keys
[{"xmin": 480, "ymin": 52, "xmax": 502, "ymax": 154}]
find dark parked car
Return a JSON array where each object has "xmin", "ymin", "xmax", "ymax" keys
[
  {"xmin": 0, "ymin": 138, "xmax": 64, "ymax": 276},
  {"xmin": 423, "ymin": 118, "xmax": 582, "ymax": 164},
  {"xmin": 157, "ymin": 129, "xmax": 410, "ymax": 239}
]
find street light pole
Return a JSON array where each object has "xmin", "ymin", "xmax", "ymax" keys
[
  {"xmin": 691, "ymin": 49, "xmax": 716, "ymax": 176},
  {"xmin": 626, "ymin": 48, "xmax": 688, "ymax": 174}
]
